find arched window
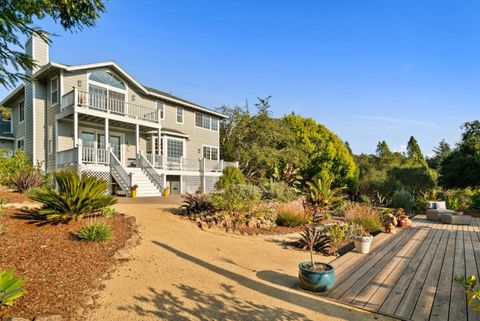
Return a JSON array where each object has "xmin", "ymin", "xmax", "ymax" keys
[{"xmin": 89, "ymin": 69, "xmax": 126, "ymax": 90}]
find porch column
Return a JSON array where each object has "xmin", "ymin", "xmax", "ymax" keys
[
  {"xmin": 54, "ymin": 120, "xmax": 58, "ymax": 167},
  {"xmin": 104, "ymin": 118, "xmax": 109, "ymax": 149},
  {"xmin": 135, "ymin": 124, "xmax": 140, "ymax": 162},
  {"xmin": 157, "ymin": 129, "xmax": 161, "ymax": 156},
  {"xmin": 73, "ymin": 111, "xmax": 78, "ymax": 147}
]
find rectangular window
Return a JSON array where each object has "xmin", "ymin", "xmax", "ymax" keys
[
  {"xmin": 211, "ymin": 118, "xmax": 219, "ymax": 131},
  {"xmin": 157, "ymin": 101, "xmax": 164, "ymax": 119},
  {"xmin": 203, "ymin": 146, "xmax": 219, "ymax": 160},
  {"xmin": 167, "ymin": 139, "xmax": 183, "ymax": 158},
  {"xmin": 176, "ymin": 107, "xmax": 183, "ymax": 123},
  {"xmin": 195, "ymin": 113, "xmax": 202, "ymax": 127},
  {"xmin": 16, "ymin": 139, "xmax": 25, "ymax": 151},
  {"xmin": 202, "ymin": 115, "xmax": 211, "ymax": 129},
  {"xmin": 19, "ymin": 101, "xmax": 24, "ymax": 123},
  {"xmin": 51, "ymin": 77, "xmax": 59, "ymax": 105},
  {"xmin": 48, "ymin": 125, "xmax": 53, "ymax": 154}
]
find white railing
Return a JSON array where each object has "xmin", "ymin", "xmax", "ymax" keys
[
  {"xmin": 72, "ymin": 90, "xmax": 158, "ymax": 123},
  {"xmin": 61, "ymin": 91, "xmax": 74, "ymax": 110},
  {"xmin": 143, "ymin": 154, "xmax": 237, "ymax": 172},
  {"xmin": 183, "ymin": 158, "xmax": 201, "ymax": 171},
  {"xmin": 110, "ymin": 150, "xmax": 132, "ymax": 197},
  {"xmin": 82, "ymin": 147, "xmax": 110, "ymax": 165},
  {"xmin": 57, "ymin": 148, "xmax": 77, "ymax": 166},
  {"xmin": 146, "ymin": 153, "xmax": 163, "ymax": 168},
  {"xmin": 204, "ymin": 159, "xmax": 221, "ymax": 172},
  {"xmin": 138, "ymin": 152, "xmax": 163, "ymax": 192},
  {"xmin": 223, "ymin": 161, "xmax": 239, "ymax": 169}
]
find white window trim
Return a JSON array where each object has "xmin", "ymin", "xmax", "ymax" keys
[
  {"xmin": 202, "ymin": 144, "xmax": 219, "ymax": 160},
  {"xmin": 15, "ymin": 137, "xmax": 25, "ymax": 152},
  {"xmin": 156, "ymin": 101, "xmax": 165, "ymax": 120},
  {"xmin": 165, "ymin": 136, "xmax": 186, "ymax": 158},
  {"xmin": 18, "ymin": 100, "xmax": 25, "ymax": 124},
  {"xmin": 195, "ymin": 112, "xmax": 219, "ymax": 132},
  {"xmin": 51, "ymin": 76, "xmax": 59, "ymax": 106},
  {"xmin": 176, "ymin": 106, "xmax": 184, "ymax": 124}
]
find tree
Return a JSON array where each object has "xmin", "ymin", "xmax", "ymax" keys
[
  {"xmin": 406, "ymin": 136, "xmax": 427, "ymax": 166},
  {"xmin": 0, "ymin": 0, "xmax": 106, "ymax": 89},
  {"xmin": 376, "ymin": 141, "xmax": 392, "ymax": 158},
  {"xmin": 427, "ymin": 139, "xmax": 451, "ymax": 170},
  {"xmin": 439, "ymin": 121, "xmax": 480, "ymax": 188}
]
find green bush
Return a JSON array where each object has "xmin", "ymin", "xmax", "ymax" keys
[
  {"xmin": 0, "ymin": 149, "xmax": 30, "ymax": 186},
  {"xmin": 471, "ymin": 190, "xmax": 480, "ymax": 210},
  {"xmin": 260, "ymin": 181, "xmax": 297, "ymax": 202},
  {"xmin": 275, "ymin": 205, "xmax": 310, "ymax": 227},
  {"xmin": 76, "ymin": 221, "xmax": 113, "ymax": 242},
  {"xmin": 10, "ymin": 166, "xmax": 44, "ymax": 193},
  {"xmin": 29, "ymin": 170, "xmax": 117, "ymax": 222},
  {"xmin": 324, "ymin": 223, "xmax": 350, "ymax": 250},
  {"xmin": 344, "ymin": 203, "xmax": 382, "ymax": 234},
  {"xmin": 440, "ymin": 188, "xmax": 473, "ymax": 210},
  {"xmin": 215, "ymin": 166, "xmax": 246, "ymax": 190},
  {"xmin": 181, "ymin": 193, "xmax": 213, "ymax": 215},
  {"xmin": 100, "ymin": 206, "xmax": 115, "ymax": 218},
  {"xmin": 391, "ymin": 190, "xmax": 416, "ymax": 213},
  {"xmin": 210, "ymin": 184, "xmax": 260, "ymax": 214},
  {"xmin": 0, "ymin": 269, "xmax": 27, "ymax": 306}
]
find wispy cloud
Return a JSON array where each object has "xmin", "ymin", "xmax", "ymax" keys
[{"xmin": 356, "ymin": 115, "xmax": 436, "ymax": 128}]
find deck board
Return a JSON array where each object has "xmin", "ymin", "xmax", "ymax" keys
[{"xmin": 321, "ymin": 215, "xmax": 476, "ymax": 321}]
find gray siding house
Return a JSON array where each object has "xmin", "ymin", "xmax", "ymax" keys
[{"xmin": 0, "ymin": 35, "xmax": 237, "ymax": 196}]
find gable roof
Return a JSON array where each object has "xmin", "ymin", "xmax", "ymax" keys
[{"xmin": 1, "ymin": 61, "xmax": 226, "ymax": 118}]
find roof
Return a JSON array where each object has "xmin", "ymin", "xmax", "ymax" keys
[{"xmin": 1, "ymin": 61, "xmax": 227, "ymax": 118}]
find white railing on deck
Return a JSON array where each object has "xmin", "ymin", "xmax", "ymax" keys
[
  {"xmin": 109, "ymin": 150, "xmax": 132, "ymax": 197},
  {"xmin": 146, "ymin": 154, "xmax": 163, "ymax": 168},
  {"xmin": 57, "ymin": 148, "xmax": 77, "ymax": 165},
  {"xmin": 82, "ymin": 147, "xmax": 110, "ymax": 165},
  {"xmin": 61, "ymin": 91, "xmax": 74, "ymax": 110},
  {"xmin": 143, "ymin": 154, "xmax": 237, "ymax": 172},
  {"xmin": 73, "ymin": 90, "xmax": 158, "ymax": 123},
  {"xmin": 223, "ymin": 161, "xmax": 239, "ymax": 169},
  {"xmin": 138, "ymin": 153, "xmax": 163, "ymax": 191},
  {"xmin": 204, "ymin": 159, "xmax": 221, "ymax": 172}
]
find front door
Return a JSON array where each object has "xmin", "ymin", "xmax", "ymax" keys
[{"xmin": 98, "ymin": 134, "xmax": 121, "ymax": 161}]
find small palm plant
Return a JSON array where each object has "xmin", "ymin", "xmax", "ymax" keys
[
  {"xmin": 29, "ymin": 170, "xmax": 117, "ymax": 222},
  {"xmin": 0, "ymin": 269, "xmax": 27, "ymax": 306},
  {"xmin": 297, "ymin": 226, "xmax": 331, "ymax": 270},
  {"xmin": 305, "ymin": 172, "xmax": 345, "ymax": 221}
]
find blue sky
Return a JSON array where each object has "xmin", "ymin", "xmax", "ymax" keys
[{"xmin": 2, "ymin": 0, "xmax": 479, "ymax": 155}]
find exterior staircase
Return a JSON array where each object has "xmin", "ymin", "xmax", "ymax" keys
[{"xmin": 128, "ymin": 167, "xmax": 163, "ymax": 197}]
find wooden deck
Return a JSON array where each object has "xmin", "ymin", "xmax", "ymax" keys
[{"xmin": 322, "ymin": 215, "xmax": 480, "ymax": 321}]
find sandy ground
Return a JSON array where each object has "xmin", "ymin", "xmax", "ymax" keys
[{"xmin": 87, "ymin": 196, "xmax": 395, "ymax": 321}]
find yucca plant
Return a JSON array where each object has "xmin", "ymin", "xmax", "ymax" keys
[
  {"xmin": 181, "ymin": 193, "xmax": 213, "ymax": 215},
  {"xmin": 305, "ymin": 172, "xmax": 345, "ymax": 221},
  {"xmin": 296, "ymin": 226, "xmax": 331, "ymax": 269},
  {"xmin": 29, "ymin": 170, "xmax": 117, "ymax": 222},
  {"xmin": 0, "ymin": 269, "xmax": 27, "ymax": 306}
]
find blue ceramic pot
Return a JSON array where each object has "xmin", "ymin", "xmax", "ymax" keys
[{"xmin": 298, "ymin": 262, "xmax": 335, "ymax": 292}]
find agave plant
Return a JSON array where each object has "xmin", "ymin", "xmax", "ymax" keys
[
  {"xmin": 305, "ymin": 172, "xmax": 345, "ymax": 220},
  {"xmin": 0, "ymin": 269, "xmax": 27, "ymax": 306},
  {"xmin": 296, "ymin": 226, "xmax": 331, "ymax": 268},
  {"xmin": 29, "ymin": 170, "xmax": 117, "ymax": 222},
  {"xmin": 181, "ymin": 193, "xmax": 213, "ymax": 215}
]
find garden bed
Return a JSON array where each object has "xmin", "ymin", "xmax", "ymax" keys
[
  {"xmin": 0, "ymin": 190, "xmax": 36, "ymax": 204},
  {"xmin": 0, "ymin": 208, "xmax": 135, "ymax": 321}
]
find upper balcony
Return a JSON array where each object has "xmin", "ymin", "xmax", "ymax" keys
[{"xmin": 61, "ymin": 88, "xmax": 159, "ymax": 124}]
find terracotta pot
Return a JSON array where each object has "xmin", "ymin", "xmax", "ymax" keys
[{"xmin": 398, "ymin": 215, "xmax": 409, "ymax": 227}]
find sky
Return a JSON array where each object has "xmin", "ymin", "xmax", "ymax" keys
[{"xmin": 2, "ymin": 0, "xmax": 479, "ymax": 155}]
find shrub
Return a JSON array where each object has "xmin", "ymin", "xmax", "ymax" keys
[
  {"xmin": 260, "ymin": 181, "xmax": 297, "ymax": 202},
  {"xmin": 215, "ymin": 166, "xmax": 246, "ymax": 190},
  {"xmin": 76, "ymin": 221, "xmax": 113, "ymax": 242},
  {"xmin": 275, "ymin": 204, "xmax": 310, "ymax": 227},
  {"xmin": 29, "ymin": 170, "xmax": 117, "ymax": 222},
  {"xmin": 0, "ymin": 198, "xmax": 8, "ymax": 218},
  {"xmin": 100, "ymin": 206, "xmax": 115, "ymax": 218},
  {"xmin": 10, "ymin": 167, "xmax": 44, "ymax": 193},
  {"xmin": 210, "ymin": 184, "xmax": 260, "ymax": 214},
  {"xmin": 305, "ymin": 172, "xmax": 345, "ymax": 220},
  {"xmin": 471, "ymin": 190, "xmax": 480, "ymax": 210},
  {"xmin": 391, "ymin": 190, "xmax": 416, "ymax": 213},
  {"xmin": 344, "ymin": 203, "xmax": 382, "ymax": 234},
  {"xmin": 440, "ymin": 188, "xmax": 473, "ymax": 210},
  {"xmin": 323, "ymin": 223, "xmax": 350, "ymax": 251},
  {"xmin": 0, "ymin": 149, "xmax": 30, "ymax": 186},
  {"xmin": 0, "ymin": 269, "xmax": 27, "ymax": 306},
  {"xmin": 181, "ymin": 193, "xmax": 213, "ymax": 215}
]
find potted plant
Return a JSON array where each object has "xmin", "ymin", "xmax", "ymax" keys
[
  {"xmin": 396, "ymin": 208, "xmax": 411, "ymax": 227},
  {"xmin": 131, "ymin": 185, "xmax": 138, "ymax": 198},
  {"xmin": 297, "ymin": 226, "xmax": 335, "ymax": 292},
  {"xmin": 163, "ymin": 187, "xmax": 170, "ymax": 197},
  {"xmin": 352, "ymin": 225, "xmax": 373, "ymax": 254}
]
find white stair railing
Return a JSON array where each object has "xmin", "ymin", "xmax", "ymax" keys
[
  {"xmin": 138, "ymin": 152, "xmax": 163, "ymax": 192},
  {"xmin": 109, "ymin": 150, "xmax": 132, "ymax": 197}
]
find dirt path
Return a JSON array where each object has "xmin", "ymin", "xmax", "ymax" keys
[{"xmin": 87, "ymin": 198, "xmax": 395, "ymax": 321}]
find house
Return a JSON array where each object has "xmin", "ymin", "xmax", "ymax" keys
[
  {"xmin": 0, "ymin": 111, "xmax": 14, "ymax": 154},
  {"xmin": 0, "ymin": 34, "xmax": 237, "ymax": 197}
]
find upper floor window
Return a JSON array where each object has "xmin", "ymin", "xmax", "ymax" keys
[
  {"xmin": 16, "ymin": 138, "xmax": 25, "ymax": 151},
  {"xmin": 176, "ymin": 107, "xmax": 183, "ymax": 123},
  {"xmin": 89, "ymin": 69, "xmax": 126, "ymax": 90},
  {"xmin": 51, "ymin": 77, "xmax": 59, "ymax": 105},
  {"xmin": 19, "ymin": 101, "xmax": 24, "ymax": 123},
  {"xmin": 203, "ymin": 146, "xmax": 219, "ymax": 160},
  {"xmin": 195, "ymin": 113, "xmax": 218, "ymax": 131},
  {"xmin": 157, "ymin": 101, "xmax": 164, "ymax": 119}
]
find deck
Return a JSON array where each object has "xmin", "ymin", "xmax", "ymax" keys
[{"xmin": 322, "ymin": 215, "xmax": 480, "ymax": 321}]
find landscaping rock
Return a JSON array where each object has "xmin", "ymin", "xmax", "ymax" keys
[
  {"xmin": 247, "ymin": 217, "xmax": 257, "ymax": 228},
  {"xmin": 33, "ymin": 315, "xmax": 62, "ymax": 321}
]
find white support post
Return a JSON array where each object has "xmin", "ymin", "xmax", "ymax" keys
[
  {"xmin": 104, "ymin": 118, "xmax": 109, "ymax": 149},
  {"xmin": 73, "ymin": 111, "xmax": 78, "ymax": 147},
  {"xmin": 135, "ymin": 124, "xmax": 140, "ymax": 165},
  {"xmin": 157, "ymin": 129, "xmax": 161, "ymax": 156},
  {"xmin": 73, "ymin": 86, "xmax": 78, "ymax": 106},
  {"xmin": 54, "ymin": 120, "xmax": 59, "ymax": 167},
  {"xmin": 201, "ymin": 158, "xmax": 206, "ymax": 193},
  {"xmin": 220, "ymin": 159, "xmax": 224, "ymax": 172},
  {"xmin": 77, "ymin": 143, "xmax": 82, "ymax": 165}
]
